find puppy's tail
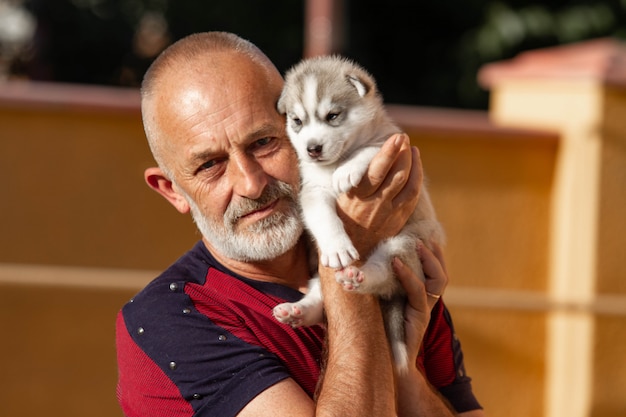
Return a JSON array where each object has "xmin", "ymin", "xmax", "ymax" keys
[
  {"xmin": 381, "ymin": 294, "xmax": 410, "ymax": 375},
  {"xmin": 392, "ymin": 340, "xmax": 409, "ymax": 375}
]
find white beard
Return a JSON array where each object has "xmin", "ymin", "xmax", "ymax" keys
[{"xmin": 186, "ymin": 181, "xmax": 304, "ymax": 262}]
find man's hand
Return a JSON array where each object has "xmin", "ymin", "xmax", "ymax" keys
[
  {"xmin": 394, "ymin": 242, "xmax": 449, "ymax": 363},
  {"xmin": 336, "ymin": 133, "xmax": 422, "ymax": 257},
  {"xmin": 393, "ymin": 242, "xmax": 456, "ymax": 417}
]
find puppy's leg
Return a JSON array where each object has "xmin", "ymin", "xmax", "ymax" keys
[
  {"xmin": 301, "ymin": 186, "xmax": 359, "ymax": 269},
  {"xmin": 273, "ymin": 277, "xmax": 324, "ymax": 328},
  {"xmin": 332, "ymin": 146, "xmax": 380, "ymax": 194},
  {"xmin": 336, "ymin": 232, "xmax": 419, "ymax": 296}
]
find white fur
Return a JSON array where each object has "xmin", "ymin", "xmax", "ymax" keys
[{"xmin": 272, "ymin": 56, "xmax": 445, "ymax": 373}]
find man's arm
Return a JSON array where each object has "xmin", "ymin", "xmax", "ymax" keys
[
  {"xmin": 315, "ymin": 263, "xmax": 396, "ymax": 416},
  {"xmin": 314, "ymin": 133, "xmax": 416, "ymax": 416},
  {"xmin": 239, "ymin": 134, "xmax": 418, "ymax": 417},
  {"xmin": 239, "ymin": 246, "xmax": 485, "ymax": 417},
  {"xmin": 238, "ymin": 280, "xmax": 396, "ymax": 417}
]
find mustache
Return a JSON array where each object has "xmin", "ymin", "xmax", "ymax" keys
[{"xmin": 224, "ymin": 181, "xmax": 297, "ymax": 227}]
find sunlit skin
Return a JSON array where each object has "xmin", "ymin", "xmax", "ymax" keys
[{"xmin": 144, "ymin": 51, "xmax": 310, "ymax": 289}]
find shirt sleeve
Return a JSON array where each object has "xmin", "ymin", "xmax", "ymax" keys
[
  {"xmin": 420, "ymin": 299, "xmax": 483, "ymax": 413},
  {"xmin": 115, "ymin": 284, "xmax": 291, "ymax": 417},
  {"xmin": 116, "ymin": 311, "xmax": 195, "ymax": 417}
]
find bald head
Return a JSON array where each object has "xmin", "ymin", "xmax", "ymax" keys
[{"xmin": 140, "ymin": 32, "xmax": 283, "ymax": 177}]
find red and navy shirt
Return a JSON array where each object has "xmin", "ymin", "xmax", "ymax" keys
[{"xmin": 116, "ymin": 241, "xmax": 481, "ymax": 416}]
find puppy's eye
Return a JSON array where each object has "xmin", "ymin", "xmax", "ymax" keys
[
  {"xmin": 326, "ymin": 113, "xmax": 339, "ymax": 122},
  {"xmin": 292, "ymin": 117, "xmax": 302, "ymax": 126}
]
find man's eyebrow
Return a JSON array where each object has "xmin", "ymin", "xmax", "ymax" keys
[
  {"xmin": 246, "ymin": 123, "xmax": 282, "ymax": 142},
  {"xmin": 189, "ymin": 150, "xmax": 210, "ymax": 162},
  {"xmin": 187, "ymin": 147, "xmax": 219, "ymax": 169}
]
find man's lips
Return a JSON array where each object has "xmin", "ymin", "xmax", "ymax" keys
[{"xmin": 238, "ymin": 199, "xmax": 279, "ymax": 221}]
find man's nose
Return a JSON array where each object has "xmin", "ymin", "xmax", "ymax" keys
[{"xmin": 230, "ymin": 155, "xmax": 268, "ymax": 200}]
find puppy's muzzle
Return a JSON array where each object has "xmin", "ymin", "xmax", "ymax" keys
[{"xmin": 307, "ymin": 144, "xmax": 323, "ymax": 159}]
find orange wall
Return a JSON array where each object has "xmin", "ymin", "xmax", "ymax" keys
[
  {"xmin": 4, "ymin": 81, "xmax": 623, "ymax": 417},
  {"xmin": 0, "ymin": 82, "xmax": 198, "ymax": 271},
  {"xmin": 0, "ymin": 282, "xmax": 134, "ymax": 417},
  {"xmin": 390, "ymin": 104, "xmax": 558, "ymax": 415}
]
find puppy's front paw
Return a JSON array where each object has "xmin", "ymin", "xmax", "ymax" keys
[
  {"xmin": 332, "ymin": 165, "xmax": 367, "ymax": 194},
  {"xmin": 335, "ymin": 266, "xmax": 365, "ymax": 291},
  {"xmin": 273, "ymin": 302, "xmax": 307, "ymax": 328},
  {"xmin": 320, "ymin": 244, "xmax": 360, "ymax": 269}
]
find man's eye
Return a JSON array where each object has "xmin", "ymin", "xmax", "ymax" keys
[
  {"xmin": 197, "ymin": 159, "xmax": 217, "ymax": 173},
  {"xmin": 256, "ymin": 137, "xmax": 272, "ymax": 146},
  {"xmin": 250, "ymin": 136, "xmax": 280, "ymax": 156}
]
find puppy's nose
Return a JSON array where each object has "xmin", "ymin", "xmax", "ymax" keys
[{"xmin": 307, "ymin": 144, "xmax": 323, "ymax": 158}]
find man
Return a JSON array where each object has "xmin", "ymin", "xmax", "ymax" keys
[{"xmin": 116, "ymin": 31, "xmax": 484, "ymax": 416}]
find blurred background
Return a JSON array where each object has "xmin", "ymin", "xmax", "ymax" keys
[
  {"xmin": 1, "ymin": 1, "xmax": 626, "ymax": 417},
  {"xmin": 2, "ymin": 0, "xmax": 626, "ymax": 108}
]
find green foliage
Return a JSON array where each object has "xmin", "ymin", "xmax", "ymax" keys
[
  {"xmin": 344, "ymin": 0, "xmax": 626, "ymax": 109},
  {"xmin": 454, "ymin": 1, "xmax": 626, "ymax": 107}
]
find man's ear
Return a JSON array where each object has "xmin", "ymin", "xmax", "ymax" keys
[{"xmin": 144, "ymin": 167, "xmax": 191, "ymax": 214}]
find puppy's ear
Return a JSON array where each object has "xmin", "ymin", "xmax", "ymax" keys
[
  {"xmin": 276, "ymin": 91, "xmax": 287, "ymax": 115},
  {"xmin": 346, "ymin": 73, "xmax": 373, "ymax": 98}
]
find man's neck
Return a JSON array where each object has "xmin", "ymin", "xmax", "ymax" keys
[{"xmin": 202, "ymin": 236, "xmax": 312, "ymax": 291}]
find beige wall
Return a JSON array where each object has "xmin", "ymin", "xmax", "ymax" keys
[
  {"xmin": 0, "ymin": 75, "xmax": 624, "ymax": 416},
  {"xmin": 392, "ymin": 105, "xmax": 557, "ymax": 416},
  {"xmin": 0, "ymin": 282, "xmax": 135, "ymax": 417},
  {"xmin": 480, "ymin": 43, "xmax": 626, "ymax": 416},
  {"xmin": 0, "ymin": 83, "xmax": 198, "ymax": 271},
  {"xmin": 0, "ymin": 82, "xmax": 196, "ymax": 417}
]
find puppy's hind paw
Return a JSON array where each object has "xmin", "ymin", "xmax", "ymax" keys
[
  {"xmin": 335, "ymin": 266, "xmax": 365, "ymax": 291},
  {"xmin": 274, "ymin": 301, "xmax": 325, "ymax": 328},
  {"xmin": 273, "ymin": 302, "xmax": 305, "ymax": 327}
]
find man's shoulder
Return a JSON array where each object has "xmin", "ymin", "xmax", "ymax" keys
[
  {"xmin": 136, "ymin": 241, "xmax": 211, "ymax": 294},
  {"xmin": 118, "ymin": 241, "xmax": 212, "ymax": 325}
]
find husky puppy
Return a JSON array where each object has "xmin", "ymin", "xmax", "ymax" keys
[{"xmin": 273, "ymin": 56, "xmax": 444, "ymax": 372}]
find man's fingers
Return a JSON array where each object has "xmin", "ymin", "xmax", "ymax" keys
[
  {"xmin": 429, "ymin": 241, "xmax": 447, "ymax": 273},
  {"xmin": 418, "ymin": 242, "xmax": 448, "ymax": 309},
  {"xmin": 391, "ymin": 146, "xmax": 422, "ymax": 210},
  {"xmin": 350, "ymin": 133, "xmax": 409, "ymax": 198},
  {"xmin": 393, "ymin": 257, "xmax": 429, "ymax": 316}
]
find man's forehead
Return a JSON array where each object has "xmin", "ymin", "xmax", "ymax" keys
[
  {"xmin": 172, "ymin": 86, "xmax": 210, "ymax": 115},
  {"xmin": 163, "ymin": 64, "xmax": 278, "ymax": 109},
  {"xmin": 151, "ymin": 52, "xmax": 286, "ymax": 164}
]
